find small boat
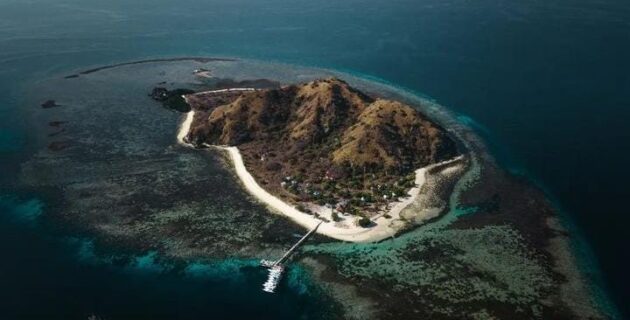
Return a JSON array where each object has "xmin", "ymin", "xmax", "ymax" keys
[{"xmin": 262, "ymin": 265, "xmax": 285, "ymax": 293}]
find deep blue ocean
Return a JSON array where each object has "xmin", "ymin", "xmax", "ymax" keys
[{"xmin": 1, "ymin": 0, "xmax": 629, "ymax": 318}]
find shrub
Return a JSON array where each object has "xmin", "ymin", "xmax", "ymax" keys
[{"xmin": 358, "ymin": 217, "xmax": 372, "ymax": 228}]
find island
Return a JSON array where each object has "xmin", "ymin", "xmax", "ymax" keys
[
  {"xmin": 19, "ymin": 59, "xmax": 610, "ymax": 319},
  {"xmin": 177, "ymin": 78, "xmax": 468, "ymax": 241}
]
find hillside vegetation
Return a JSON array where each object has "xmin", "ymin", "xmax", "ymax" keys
[{"xmin": 185, "ymin": 78, "xmax": 459, "ymax": 214}]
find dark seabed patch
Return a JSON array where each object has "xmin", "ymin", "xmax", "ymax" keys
[{"xmin": 41, "ymin": 100, "xmax": 61, "ymax": 109}]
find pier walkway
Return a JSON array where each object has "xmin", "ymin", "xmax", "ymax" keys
[{"xmin": 260, "ymin": 221, "xmax": 322, "ymax": 293}]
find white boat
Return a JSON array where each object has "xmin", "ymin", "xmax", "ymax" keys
[{"xmin": 262, "ymin": 265, "xmax": 285, "ymax": 293}]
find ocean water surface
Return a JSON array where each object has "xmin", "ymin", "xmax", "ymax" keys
[{"xmin": 0, "ymin": 0, "xmax": 628, "ymax": 318}]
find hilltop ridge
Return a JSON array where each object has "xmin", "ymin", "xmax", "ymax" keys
[{"xmin": 187, "ymin": 78, "xmax": 457, "ymax": 170}]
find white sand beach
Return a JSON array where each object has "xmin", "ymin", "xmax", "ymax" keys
[
  {"xmin": 177, "ymin": 109, "xmax": 195, "ymax": 144},
  {"xmin": 177, "ymin": 109, "xmax": 463, "ymax": 242}
]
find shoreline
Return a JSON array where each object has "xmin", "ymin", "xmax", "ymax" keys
[
  {"xmin": 177, "ymin": 110, "xmax": 195, "ymax": 144},
  {"xmin": 178, "ymin": 109, "xmax": 463, "ymax": 242}
]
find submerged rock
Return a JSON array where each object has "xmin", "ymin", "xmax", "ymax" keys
[
  {"xmin": 41, "ymin": 100, "xmax": 60, "ymax": 108},
  {"xmin": 149, "ymin": 87, "xmax": 194, "ymax": 112}
]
